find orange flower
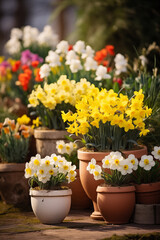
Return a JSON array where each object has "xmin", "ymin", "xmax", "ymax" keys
[
  {"xmin": 0, "ymin": 123, "xmax": 3, "ymax": 129},
  {"xmin": 24, "ymin": 68, "xmax": 32, "ymax": 76},
  {"xmin": 4, "ymin": 127, "xmax": 10, "ymax": 134},
  {"xmin": 105, "ymin": 45, "xmax": 115, "ymax": 56},
  {"xmin": 18, "ymin": 73, "xmax": 31, "ymax": 91},
  {"xmin": 21, "ymin": 130, "xmax": 30, "ymax": 138},
  {"xmin": 68, "ymin": 45, "xmax": 73, "ymax": 51},
  {"xmin": 22, "ymin": 65, "xmax": 29, "ymax": 71},
  {"xmin": 10, "ymin": 122, "xmax": 16, "ymax": 131},
  {"xmin": 35, "ymin": 68, "xmax": 43, "ymax": 82},
  {"xmin": 12, "ymin": 60, "xmax": 21, "ymax": 72},
  {"xmin": 13, "ymin": 132, "xmax": 21, "ymax": 139},
  {"xmin": 31, "ymin": 61, "xmax": 40, "ymax": 68},
  {"xmin": 102, "ymin": 60, "xmax": 109, "ymax": 67}
]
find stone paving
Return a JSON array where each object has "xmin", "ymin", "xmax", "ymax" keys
[{"xmin": 0, "ymin": 203, "xmax": 160, "ymax": 240}]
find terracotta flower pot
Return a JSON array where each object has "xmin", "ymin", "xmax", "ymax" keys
[
  {"xmin": 30, "ymin": 189, "xmax": 72, "ymax": 224},
  {"xmin": 77, "ymin": 145, "xmax": 147, "ymax": 220},
  {"xmin": 97, "ymin": 185, "xmax": 136, "ymax": 224},
  {"xmin": 135, "ymin": 182, "xmax": 160, "ymax": 204},
  {"xmin": 68, "ymin": 169, "xmax": 92, "ymax": 210},
  {"xmin": 34, "ymin": 129, "xmax": 69, "ymax": 157},
  {"xmin": 0, "ymin": 163, "xmax": 30, "ymax": 208}
]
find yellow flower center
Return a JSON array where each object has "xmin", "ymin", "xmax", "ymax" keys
[
  {"xmin": 115, "ymin": 159, "xmax": 119, "ymax": 165},
  {"xmin": 26, "ymin": 168, "xmax": 31, "ymax": 175},
  {"xmin": 34, "ymin": 159, "xmax": 40, "ymax": 166},
  {"xmin": 70, "ymin": 176, "xmax": 75, "ymax": 182},
  {"xmin": 63, "ymin": 165, "xmax": 69, "ymax": 170},
  {"xmin": 49, "ymin": 169, "xmax": 54, "ymax": 175},
  {"xmin": 90, "ymin": 164, "xmax": 95, "ymax": 169},
  {"xmin": 158, "ymin": 150, "xmax": 160, "ymax": 155},
  {"xmin": 58, "ymin": 144, "xmax": 63, "ymax": 149},
  {"xmin": 53, "ymin": 156, "xmax": 58, "ymax": 161},
  {"xmin": 45, "ymin": 160, "xmax": 50, "ymax": 165},
  {"xmin": 94, "ymin": 171, "xmax": 99, "ymax": 176},
  {"xmin": 131, "ymin": 159, "xmax": 135, "ymax": 165},
  {"xmin": 144, "ymin": 159, "xmax": 149, "ymax": 165},
  {"xmin": 70, "ymin": 170, "xmax": 74, "ymax": 175},
  {"xmin": 123, "ymin": 165, "xmax": 129, "ymax": 170},
  {"xmin": 105, "ymin": 159, "xmax": 109, "ymax": 165},
  {"xmin": 39, "ymin": 169, "xmax": 44, "ymax": 175}
]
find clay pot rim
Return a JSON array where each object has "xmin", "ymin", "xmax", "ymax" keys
[
  {"xmin": 0, "ymin": 163, "xmax": 25, "ymax": 172},
  {"xmin": 30, "ymin": 188, "xmax": 72, "ymax": 197},
  {"xmin": 97, "ymin": 184, "xmax": 135, "ymax": 193},
  {"xmin": 135, "ymin": 182, "xmax": 160, "ymax": 192},
  {"xmin": 34, "ymin": 129, "xmax": 68, "ymax": 139},
  {"xmin": 78, "ymin": 145, "xmax": 147, "ymax": 161}
]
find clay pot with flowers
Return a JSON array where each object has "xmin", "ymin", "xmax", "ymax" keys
[
  {"xmin": 87, "ymin": 151, "xmax": 136, "ymax": 224},
  {"xmin": 0, "ymin": 117, "xmax": 32, "ymax": 207},
  {"xmin": 62, "ymin": 85, "xmax": 152, "ymax": 219},
  {"xmin": 24, "ymin": 153, "xmax": 77, "ymax": 224},
  {"xmin": 28, "ymin": 75, "xmax": 92, "ymax": 157},
  {"xmin": 132, "ymin": 146, "xmax": 160, "ymax": 204}
]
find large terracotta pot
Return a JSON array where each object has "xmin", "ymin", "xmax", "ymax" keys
[
  {"xmin": 0, "ymin": 163, "xmax": 30, "ymax": 208},
  {"xmin": 135, "ymin": 182, "xmax": 160, "ymax": 204},
  {"xmin": 97, "ymin": 185, "xmax": 136, "ymax": 224},
  {"xmin": 30, "ymin": 189, "xmax": 72, "ymax": 224},
  {"xmin": 77, "ymin": 145, "xmax": 147, "ymax": 220},
  {"xmin": 34, "ymin": 129, "xmax": 69, "ymax": 157},
  {"xmin": 68, "ymin": 169, "xmax": 92, "ymax": 210}
]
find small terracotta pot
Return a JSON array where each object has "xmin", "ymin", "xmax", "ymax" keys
[
  {"xmin": 68, "ymin": 169, "xmax": 92, "ymax": 210},
  {"xmin": 135, "ymin": 182, "xmax": 160, "ymax": 204},
  {"xmin": 0, "ymin": 163, "xmax": 30, "ymax": 208},
  {"xmin": 97, "ymin": 185, "xmax": 136, "ymax": 224},
  {"xmin": 78, "ymin": 145, "xmax": 147, "ymax": 220},
  {"xmin": 34, "ymin": 129, "xmax": 69, "ymax": 157}
]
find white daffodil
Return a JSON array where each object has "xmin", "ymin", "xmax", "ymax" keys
[
  {"xmin": 47, "ymin": 166, "xmax": 58, "ymax": 177},
  {"xmin": 109, "ymin": 152, "xmax": 124, "ymax": 171},
  {"xmin": 23, "ymin": 26, "xmax": 39, "ymax": 47},
  {"xmin": 65, "ymin": 50, "xmax": 78, "ymax": 65},
  {"xmin": 45, "ymin": 50, "xmax": 61, "ymax": 67},
  {"xmin": 41, "ymin": 156, "xmax": 54, "ymax": 168},
  {"xmin": 87, "ymin": 158, "xmax": 97, "ymax": 173},
  {"xmin": 5, "ymin": 38, "xmax": 21, "ymax": 55},
  {"xmin": 114, "ymin": 53, "xmax": 128, "ymax": 75},
  {"xmin": 37, "ymin": 164, "xmax": 49, "ymax": 182},
  {"xmin": 69, "ymin": 59, "xmax": 83, "ymax": 73},
  {"xmin": 151, "ymin": 146, "xmax": 160, "ymax": 160},
  {"xmin": 84, "ymin": 57, "xmax": 98, "ymax": 71},
  {"xmin": 95, "ymin": 65, "xmax": 111, "ymax": 81},
  {"xmin": 73, "ymin": 40, "xmax": 85, "ymax": 54},
  {"xmin": 11, "ymin": 28, "xmax": 22, "ymax": 39},
  {"xmin": 119, "ymin": 159, "xmax": 133, "ymax": 175},
  {"xmin": 59, "ymin": 160, "xmax": 71, "ymax": 174},
  {"xmin": 82, "ymin": 45, "xmax": 95, "ymax": 59},
  {"xmin": 139, "ymin": 55, "xmax": 148, "ymax": 67},
  {"xmin": 56, "ymin": 140, "xmax": 66, "ymax": 154},
  {"xmin": 37, "ymin": 25, "xmax": 59, "ymax": 47},
  {"xmin": 56, "ymin": 40, "xmax": 69, "ymax": 54},
  {"xmin": 30, "ymin": 154, "xmax": 41, "ymax": 169},
  {"xmin": 24, "ymin": 162, "xmax": 34, "ymax": 178},
  {"xmin": 39, "ymin": 64, "xmax": 50, "ymax": 78},
  {"xmin": 92, "ymin": 165, "xmax": 102, "ymax": 180},
  {"xmin": 65, "ymin": 142, "xmax": 74, "ymax": 155},
  {"xmin": 102, "ymin": 155, "xmax": 112, "ymax": 169},
  {"xmin": 126, "ymin": 154, "xmax": 138, "ymax": 170},
  {"xmin": 139, "ymin": 155, "xmax": 155, "ymax": 170}
]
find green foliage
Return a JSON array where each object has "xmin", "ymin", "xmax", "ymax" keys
[
  {"xmin": 103, "ymin": 232, "xmax": 160, "ymax": 240},
  {"xmin": 52, "ymin": 0, "xmax": 160, "ymax": 59},
  {"xmin": 0, "ymin": 129, "xmax": 30, "ymax": 163}
]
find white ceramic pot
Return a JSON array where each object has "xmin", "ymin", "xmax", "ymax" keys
[{"xmin": 30, "ymin": 188, "xmax": 72, "ymax": 224}]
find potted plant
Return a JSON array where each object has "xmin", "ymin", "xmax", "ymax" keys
[
  {"xmin": 0, "ymin": 116, "xmax": 32, "ymax": 207},
  {"xmin": 132, "ymin": 146, "xmax": 160, "ymax": 204},
  {"xmin": 62, "ymin": 86, "xmax": 152, "ymax": 219},
  {"xmin": 28, "ymin": 75, "xmax": 92, "ymax": 157},
  {"xmin": 24, "ymin": 153, "xmax": 77, "ymax": 224},
  {"xmin": 87, "ymin": 151, "xmax": 136, "ymax": 224},
  {"xmin": 56, "ymin": 139, "xmax": 92, "ymax": 210}
]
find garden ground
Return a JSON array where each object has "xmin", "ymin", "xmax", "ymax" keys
[{"xmin": 0, "ymin": 201, "xmax": 160, "ymax": 240}]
